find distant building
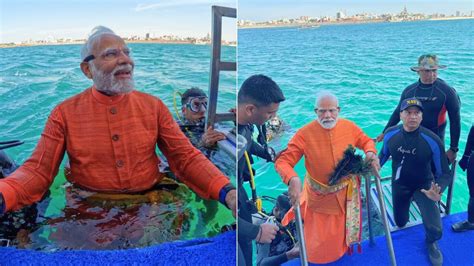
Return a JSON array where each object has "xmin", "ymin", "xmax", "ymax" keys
[
  {"xmin": 456, "ymin": 11, "xmax": 460, "ymax": 17},
  {"xmin": 146, "ymin": 33, "xmax": 150, "ymax": 40},
  {"xmin": 336, "ymin": 11, "xmax": 345, "ymax": 19},
  {"xmin": 400, "ymin": 5, "xmax": 409, "ymax": 19}
]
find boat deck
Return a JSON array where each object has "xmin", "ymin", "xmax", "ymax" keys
[{"xmin": 284, "ymin": 211, "xmax": 474, "ymax": 265}]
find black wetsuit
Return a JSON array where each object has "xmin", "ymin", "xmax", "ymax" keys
[
  {"xmin": 177, "ymin": 120, "xmax": 207, "ymax": 151},
  {"xmin": 380, "ymin": 125, "xmax": 451, "ymax": 243},
  {"xmin": 459, "ymin": 126, "xmax": 474, "ymax": 222},
  {"xmin": 237, "ymin": 123, "xmax": 272, "ymax": 266},
  {"xmin": 383, "ymin": 78, "xmax": 461, "ymax": 150}
]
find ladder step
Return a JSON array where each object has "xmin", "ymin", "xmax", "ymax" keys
[{"xmin": 219, "ymin": 61, "xmax": 236, "ymax": 71}]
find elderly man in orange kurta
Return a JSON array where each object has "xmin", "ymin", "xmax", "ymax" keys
[
  {"xmin": 275, "ymin": 91, "xmax": 380, "ymax": 264},
  {"xmin": 0, "ymin": 26, "xmax": 236, "ymax": 217}
]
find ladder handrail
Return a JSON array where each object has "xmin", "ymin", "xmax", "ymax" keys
[
  {"xmin": 367, "ymin": 173, "xmax": 397, "ymax": 266},
  {"xmin": 206, "ymin": 5, "xmax": 236, "ymax": 129}
]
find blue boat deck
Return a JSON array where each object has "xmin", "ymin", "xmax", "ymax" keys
[
  {"xmin": 284, "ymin": 211, "xmax": 474, "ymax": 265},
  {"xmin": 0, "ymin": 231, "xmax": 236, "ymax": 265}
]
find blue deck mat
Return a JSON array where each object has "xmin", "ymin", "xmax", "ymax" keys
[
  {"xmin": 285, "ymin": 211, "xmax": 474, "ymax": 265},
  {"xmin": 0, "ymin": 231, "xmax": 236, "ymax": 265}
]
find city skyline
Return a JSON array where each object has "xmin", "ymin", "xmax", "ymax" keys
[
  {"xmin": 0, "ymin": 0, "xmax": 237, "ymax": 44},
  {"xmin": 239, "ymin": 0, "xmax": 473, "ymax": 21},
  {"xmin": 238, "ymin": 5, "xmax": 473, "ymax": 28}
]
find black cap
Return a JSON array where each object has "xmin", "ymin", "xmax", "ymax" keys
[
  {"xmin": 276, "ymin": 192, "xmax": 291, "ymax": 214},
  {"xmin": 400, "ymin": 97, "xmax": 423, "ymax": 111}
]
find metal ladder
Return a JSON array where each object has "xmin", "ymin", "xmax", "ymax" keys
[{"xmin": 205, "ymin": 5, "xmax": 236, "ymax": 129}]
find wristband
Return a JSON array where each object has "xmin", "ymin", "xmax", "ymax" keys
[{"xmin": 218, "ymin": 183, "xmax": 235, "ymax": 208}]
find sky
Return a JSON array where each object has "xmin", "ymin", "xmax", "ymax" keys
[
  {"xmin": 1, "ymin": 1, "xmax": 472, "ymax": 43},
  {"xmin": 0, "ymin": 0, "xmax": 237, "ymax": 43},
  {"xmin": 239, "ymin": 0, "xmax": 473, "ymax": 21}
]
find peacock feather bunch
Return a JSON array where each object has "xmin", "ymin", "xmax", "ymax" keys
[{"xmin": 328, "ymin": 145, "xmax": 372, "ymax": 186}]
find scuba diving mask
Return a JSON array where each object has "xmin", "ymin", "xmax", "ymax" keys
[{"xmin": 186, "ymin": 96, "xmax": 208, "ymax": 113}]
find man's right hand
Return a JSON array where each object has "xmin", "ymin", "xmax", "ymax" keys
[
  {"xmin": 201, "ymin": 126, "xmax": 226, "ymax": 148},
  {"xmin": 288, "ymin": 176, "xmax": 302, "ymax": 206},
  {"xmin": 376, "ymin": 133, "xmax": 384, "ymax": 143},
  {"xmin": 286, "ymin": 243, "xmax": 300, "ymax": 260},
  {"xmin": 256, "ymin": 223, "xmax": 278, "ymax": 244}
]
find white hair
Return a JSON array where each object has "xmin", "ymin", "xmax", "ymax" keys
[
  {"xmin": 314, "ymin": 90, "xmax": 339, "ymax": 109},
  {"xmin": 81, "ymin": 26, "xmax": 118, "ymax": 61}
]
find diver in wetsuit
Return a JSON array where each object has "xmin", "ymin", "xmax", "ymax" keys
[
  {"xmin": 256, "ymin": 192, "xmax": 299, "ymax": 266},
  {"xmin": 379, "ymin": 98, "xmax": 451, "ymax": 266},
  {"xmin": 452, "ymin": 125, "xmax": 474, "ymax": 231},
  {"xmin": 377, "ymin": 54, "xmax": 461, "ymax": 164},
  {"xmin": 237, "ymin": 74, "xmax": 285, "ymax": 266},
  {"xmin": 178, "ymin": 87, "xmax": 226, "ymax": 149}
]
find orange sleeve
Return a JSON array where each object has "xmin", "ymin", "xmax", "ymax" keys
[
  {"xmin": 275, "ymin": 131, "xmax": 305, "ymax": 185},
  {"xmin": 156, "ymin": 101, "xmax": 229, "ymax": 200},
  {"xmin": 351, "ymin": 122, "xmax": 377, "ymax": 154},
  {"xmin": 0, "ymin": 106, "xmax": 66, "ymax": 212}
]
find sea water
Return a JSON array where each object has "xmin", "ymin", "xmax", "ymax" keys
[{"xmin": 238, "ymin": 19, "xmax": 474, "ymax": 227}]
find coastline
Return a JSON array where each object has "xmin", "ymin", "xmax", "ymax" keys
[
  {"xmin": 238, "ymin": 16, "xmax": 474, "ymax": 30},
  {"xmin": 0, "ymin": 39, "xmax": 236, "ymax": 49}
]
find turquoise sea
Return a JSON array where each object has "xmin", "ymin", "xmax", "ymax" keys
[
  {"xmin": 238, "ymin": 19, "xmax": 474, "ymax": 216},
  {"xmin": 0, "ymin": 43, "xmax": 236, "ymax": 249}
]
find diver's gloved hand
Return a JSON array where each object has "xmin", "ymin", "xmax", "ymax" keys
[{"xmin": 459, "ymin": 155, "xmax": 470, "ymax": 171}]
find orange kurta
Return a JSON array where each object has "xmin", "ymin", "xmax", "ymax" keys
[
  {"xmin": 0, "ymin": 87, "xmax": 230, "ymax": 212},
  {"xmin": 275, "ymin": 118, "xmax": 376, "ymax": 264}
]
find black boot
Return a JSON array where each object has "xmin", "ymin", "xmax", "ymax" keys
[
  {"xmin": 468, "ymin": 197, "xmax": 474, "ymax": 223},
  {"xmin": 452, "ymin": 220, "xmax": 474, "ymax": 232},
  {"xmin": 427, "ymin": 241, "xmax": 443, "ymax": 266}
]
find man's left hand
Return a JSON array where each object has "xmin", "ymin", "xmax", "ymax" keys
[
  {"xmin": 225, "ymin": 189, "xmax": 236, "ymax": 217},
  {"xmin": 446, "ymin": 148, "xmax": 457, "ymax": 164},
  {"xmin": 421, "ymin": 182, "xmax": 442, "ymax": 202}
]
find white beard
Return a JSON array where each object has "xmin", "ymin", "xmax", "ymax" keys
[
  {"xmin": 317, "ymin": 117, "xmax": 338, "ymax": 129},
  {"xmin": 91, "ymin": 63, "xmax": 135, "ymax": 95}
]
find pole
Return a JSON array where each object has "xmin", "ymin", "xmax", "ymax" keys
[
  {"xmin": 365, "ymin": 175, "xmax": 375, "ymax": 246},
  {"xmin": 294, "ymin": 204, "xmax": 309, "ymax": 266},
  {"xmin": 373, "ymin": 172, "xmax": 397, "ymax": 266}
]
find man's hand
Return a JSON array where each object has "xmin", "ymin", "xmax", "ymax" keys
[
  {"xmin": 256, "ymin": 223, "xmax": 278, "ymax": 244},
  {"xmin": 225, "ymin": 189, "xmax": 236, "ymax": 217},
  {"xmin": 201, "ymin": 126, "xmax": 226, "ymax": 148},
  {"xmin": 446, "ymin": 148, "xmax": 457, "ymax": 164},
  {"xmin": 421, "ymin": 182, "xmax": 442, "ymax": 202},
  {"xmin": 286, "ymin": 243, "xmax": 300, "ymax": 260},
  {"xmin": 288, "ymin": 176, "xmax": 302, "ymax": 206},
  {"xmin": 376, "ymin": 133, "xmax": 385, "ymax": 143},
  {"xmin": 365, "ymin": 151, "xmax": 380, "ymax": 172}
]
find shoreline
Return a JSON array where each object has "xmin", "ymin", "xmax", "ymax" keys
[
  {"xmin": 238, "ymin": 16, "xmax": 474, "ymax": 30},
  {"xmin": 0, "ymin": 39, "xmax": 236, "ymax": 49}
]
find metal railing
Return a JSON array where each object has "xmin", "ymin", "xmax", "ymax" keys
[
  {"xmin": 366, "ymin": 173, "xmax": 397, "ymax": 266},
  {"xmin": 205, "ymin": 6, "xmax": 236, "ymax": 129}
]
